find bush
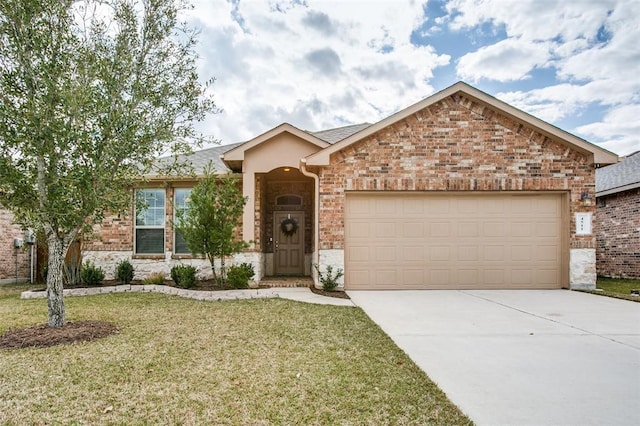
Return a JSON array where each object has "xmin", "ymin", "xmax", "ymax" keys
[
  {"xmin": 80, "ymin": 261, "xmax": 105, "ymax": 286},
  {"xmin": 314, "ymin": 264, "xmax": 344, "ymax": 291},
  {"xmin": 170, "ymin": 264, "xmax": 198, "ymax": 289},
  {"xmin": 115, "ymin": 259, "xmax": 134, "ymax": 284},
  {"xmin": 143, "ymin": 272, "xmax": 165, "ymax": 285},
  {"xmin": 227, "ymin": 263, "xmax": 255, "ymax": 289}
]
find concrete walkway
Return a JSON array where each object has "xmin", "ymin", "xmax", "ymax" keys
[
  {"xmin": 348, "ymin": 289, "xmax": 640, "ymax": 426},
  {"xmin": 21, "ymin": 285, "xmax": 354, "ymax": 306}
]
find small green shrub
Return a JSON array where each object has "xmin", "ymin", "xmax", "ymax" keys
[
  {"xmin": 115, "ymin": 259, "xmax": 134, "ymax": 284},
  {"xmin": 227, "ymin": 263, "xmax": 255, "ymax": 289},
  {"xmin": 170, "ymin": 264, "xmax": 198, "ymax": 289},
  {"xmin": 314, "ymin": 264, "xmax": 344, "ymax": 291},
  {"xmin": 80, "ymin": 261, "xmax": 105, "ymax": 286},
  {"xmin": 143, "ymin": 272, "xmax": 165, "ymax": 285}
]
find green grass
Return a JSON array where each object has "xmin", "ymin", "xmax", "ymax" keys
[
  {"xmin": 592, "ymin": 277, "xmax": 640, "ymax": 302},
  {"xmin": 0, "ymin": 285, "xmax": 471, "ymax": 425}
]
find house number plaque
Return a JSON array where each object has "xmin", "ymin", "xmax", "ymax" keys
[{"xmin": 575, "ymin": 213, "xmax": 592, "ymax": 235}]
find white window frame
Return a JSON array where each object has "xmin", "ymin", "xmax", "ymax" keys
[{"xmin": 135, "ymin": 188, "xmax": 166, "ymax": 254}]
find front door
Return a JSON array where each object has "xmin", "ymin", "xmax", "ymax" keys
[{"xmin": 274, "ymin": 211, "xmax": 304, "ymax": 275}]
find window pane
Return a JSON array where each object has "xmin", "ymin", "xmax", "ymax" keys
[
  {"xmin": 136, "ymin": 189, "xmax": 165, "ymax": 226},
  {"xmin": 136, "ymin": 229, "xmax": 164, "ymax": 254},
  {"xmin": 174, "ymin": 188, "xmax": 192, "ymax": 254},
  {"xmin": 175, "ymin": 231, "xmax": 190, "ymax": 254}
]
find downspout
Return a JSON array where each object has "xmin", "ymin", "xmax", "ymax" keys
[{"xmin": 300, "ymin": 158, "xmax": 319, "ymax": 287}]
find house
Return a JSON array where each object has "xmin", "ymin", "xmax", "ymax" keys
[
  {"xmin": 83, "ymin": 81, "xmax": 617, "ymax": 290},
  {"xmin": 0, "ymin": 210, "xmax": 32, "ymax": 284},
  {"xmin": 596, "ymin": 151, "xmax": 640, "ymax": 278}
]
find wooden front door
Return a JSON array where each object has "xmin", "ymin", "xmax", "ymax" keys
[{"xmin": 274, "ymin": 211, "xmax": 304, "ymax": 275}]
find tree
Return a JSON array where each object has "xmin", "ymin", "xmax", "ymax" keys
[
  {"xmin": 175, "ymin": 166, "xmax": 247, "ymax": 284},
  {"xmin": 0, "ymin": 0, "xmax": 216, "ymax": 327}
]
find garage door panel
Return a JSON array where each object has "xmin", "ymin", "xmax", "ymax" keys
[
  {"xmin": 402, "ymin": 222, "xmax": 425, "ymax": 237},
  {"xmin": 375, "ymin": 246, "xmax": 397, "ymax": 262},
  {"xmin": 430, "ymin": 222, "xmax": 451, "ymax": 237},
  {"xmin": 403, "ymin": 246, "xmax": 425, "ymax": 262},
  {"xmin": 348, "ymin": 245, "xmax": 370, "ymax": 262},
  {"xmin": 345, "ymin": 193, "xmax": 564, "ymax": 290}
]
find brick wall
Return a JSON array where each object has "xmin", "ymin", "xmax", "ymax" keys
[
  {"xmin": 0, "ymin": 209, "xmax": 31, "ymax": 282},
  {"xmin": 596, "ymin": 188, "xmax": 640, "ymax": 278},
  {"xmin": 318, "ymin": 93, "xmax": 595, "ymax": 250},
  {"xmin": 86, "ymin": 181, "xmax": 246, "ymax": 257}
]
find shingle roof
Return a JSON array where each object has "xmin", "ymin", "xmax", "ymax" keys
[
  {"xmin": 151, "ymin": 123, "xmax": 371, "ymax": 176},
  {"xmin": 596, "ymin": 151, "xmax": 640, "ymax": 196},
  {"xmin": 310, "ymin": 123, "xmax": 371, "ymax": 144},
  {"xmin": 151, "ymin": 142, "xmax": 242, "ymax": 176}
]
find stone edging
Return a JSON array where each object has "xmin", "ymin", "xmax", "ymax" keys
[{"xmin": 21, "ymin": 285, "xmax": 280, "ymax": 302}]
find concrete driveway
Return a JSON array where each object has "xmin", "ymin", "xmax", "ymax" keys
[{"xmin": 347, "ymin": 290, "xmax": 640, "ymax": 426}]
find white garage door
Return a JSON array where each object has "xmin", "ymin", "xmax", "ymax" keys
[{"xmin": 345, "ymin": 192, "xmax": 566, "ymax": 290}]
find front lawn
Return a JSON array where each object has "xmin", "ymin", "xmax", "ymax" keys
[
  {"xmin": 0, "ymin": 285, "xmax": 471, "ymax": 425},
  {"xmin": 594, "ymin": 277, "xmax": 640, "ymax": 302}
]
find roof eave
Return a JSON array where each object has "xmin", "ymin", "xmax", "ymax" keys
[{"xmin": 596, "ymin": 182, "xmax": 640, "ymax": 197}]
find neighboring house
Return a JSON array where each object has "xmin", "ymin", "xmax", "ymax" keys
[
  {"xmin": 0, "ymin": 209, "xmax": 32, "ymax": 284},
  {"xmin": 83, "ymin": 81, "xmax": 617, "ymax": 290},
  {"xmin": 595, "ymin": 151, "xmax": 640, "ymax": 278}
]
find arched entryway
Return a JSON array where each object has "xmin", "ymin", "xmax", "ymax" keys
[{"xmin": 258, "ymin": 167, "xmax": 314, "ymax": 276}]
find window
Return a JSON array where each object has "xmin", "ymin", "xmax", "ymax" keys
[
  {"xmin": 135, "ymin": 189, "xmax": 165, "ymax": 254},
  {"xmin": 174, "ymin": 188, "xmax": 192, "ymax": 254},
  {"xmin": 276, "ymin": 194, "xmax": 302, "ymax": 206}
]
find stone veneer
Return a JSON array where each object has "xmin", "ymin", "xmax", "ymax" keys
[
  {"xmin": 0, "ymin": 209, "xmax": 31, "ymax": 284},
  {"xmin": 317, "ymin": 93, "xmax": 597, "ymax": 289},
  {"xmin": 84, "ymin": 251, "xmax": 264, "ymax": 282},
  {"xmin": 596, "ymin": 188, "xmax": 640, "ymax": 278}
]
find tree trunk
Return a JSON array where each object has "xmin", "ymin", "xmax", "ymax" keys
[{"xmin": 46, "ymin": 236, "xmax": 68, "ymax": 327}]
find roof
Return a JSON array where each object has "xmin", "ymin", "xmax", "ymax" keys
[
  {"xmin": 310, "ymin": 123, "xmax": 371, "ymax": 143},
  {"xmin": 305, "ymin": 81, "xmax": 618, "ymax": 166},
  {"xmin": 149, "ymin": 123, "xmax": 371, "ymax": 177},
  {"xmin": 150, "ymin": 142, "xmax": 242, "ymax": 177},
  {"xmin": 596, "ymin": 151, "xmax": 640, "ymax": 197}
]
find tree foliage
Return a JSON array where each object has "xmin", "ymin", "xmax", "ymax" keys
[
  {"xmin": 0, "ymin": 0, "xmax": 216, "ymax": 326},
  {"xmin": 175, "ymin": 167, "xmax": 247, "ymax": 284}
]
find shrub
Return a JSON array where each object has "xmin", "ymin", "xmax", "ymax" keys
[
  {"xmin": 227, "ymin": 263, "xmax": 255, "ymax": 289},
  {"xmin": 80, "ymin": 261, "xmax": 105, "ymax": 286},
  {"xmin": 115, "ymin": 259, "xmax": 134, "ymax": 284},
  {"xmin": 170, "ymin": 265, "xmax": 198, "ymax": 289},
  {"xmin": 314, "ymin": 264, "xmax": 344, "ymax": 291},
  {"xmin": 143, "ymin": 272, "xmax": 165, "ymax": 285}
]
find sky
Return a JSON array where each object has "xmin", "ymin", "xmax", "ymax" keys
[{"xmin": 185, "ymin": 0, "xmax": 640, "ymax": 156}]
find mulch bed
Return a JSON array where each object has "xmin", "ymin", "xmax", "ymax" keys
[
  {"xmin": 0, "ymin": 320, "xmax": 119, "ymax": 350},
  {"xmin": 310, "ymin": 286, "xmax": 350, "ymax": 299}
]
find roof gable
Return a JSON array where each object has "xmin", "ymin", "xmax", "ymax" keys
[
  {"xmin": 222, "ymin": 123, "xmax": 329, "ymax": 170},
  {"xmin": 305, "ymin": 82, "xmax": 618, "ymax": 166}
]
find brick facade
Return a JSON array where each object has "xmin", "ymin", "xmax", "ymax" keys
[
  {"xmin": 318, "ymin": 94, "xmax": 595, "ymax": 252},
  {"xmin": 596, "ymin": 188, "xmax": 640, "ymax": 278},
  {"xmin": 0, "ymin": 209, "xmax": 31, "ymax": 283}
]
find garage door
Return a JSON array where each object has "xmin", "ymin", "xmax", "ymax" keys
[{"xmin": 345, "ymin": 192, "xmax": 565, "ymax": 290}]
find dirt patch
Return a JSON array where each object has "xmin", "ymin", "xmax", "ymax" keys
[{"xmin": 0, "ymin": 320, "xmax": 119, "ymax": 350}]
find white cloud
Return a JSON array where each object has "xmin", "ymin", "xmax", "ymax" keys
[
  {"xmin": 576, "ymin": 105, "xmax": 640, "ymax": 156},
  {"xmin": 181, "ymin": 0, "xmax": 637, "ymax": 157},
  {"xmin": 185, "ymin": 0, "xmax": 450, "ymax": 144},
  {"xmin": 444, "ymin": 0, "xmax": 639, "ymax": 155},
  {"xmin": 457, "ymin": 38, "xmax": 551, "ymax": 82}
]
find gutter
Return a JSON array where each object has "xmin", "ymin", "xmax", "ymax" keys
[{"xmin": 299, "ymin": 158, "xmax": 319, "ymax": 286}]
